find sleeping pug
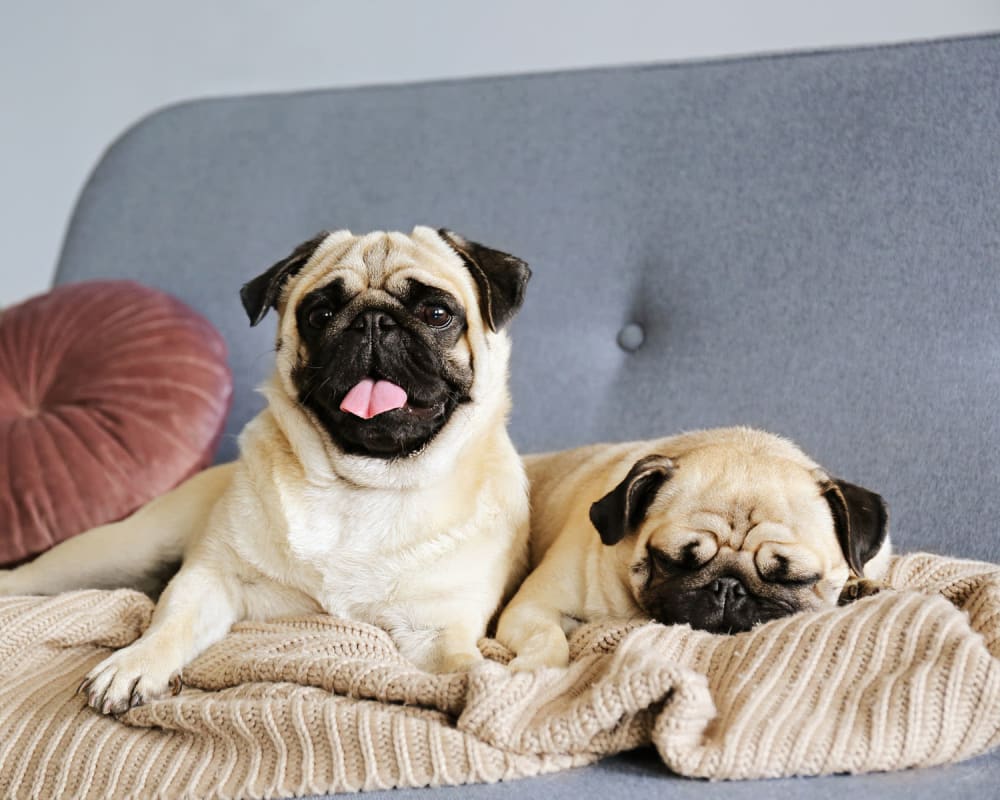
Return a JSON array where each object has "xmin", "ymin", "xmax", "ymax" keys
[{"xmin": 497, "ymin": 427, "xmax": 890, "ymax": 670}]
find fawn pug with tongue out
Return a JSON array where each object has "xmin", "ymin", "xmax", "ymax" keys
[{"xmin": 0, "ymin": 226, "xmax": 532, "ymax": 715}]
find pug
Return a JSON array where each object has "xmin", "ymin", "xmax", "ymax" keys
[
  {"xmin": 496, "ymin": 427, "xmax": 890, "ymax": 670},
  {"xmin": 0, "ymin": 226, "xmax": 532, "ymax": 713}
]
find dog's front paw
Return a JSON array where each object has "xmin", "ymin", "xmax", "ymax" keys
[
  {"xmin": 507, "ymin": 630, "xmax": 570, "ymax": 672},
  {"xmin": 838, "ymin": 577, "xmax": 887, "ymax": 606},
  {"xmin": 79, "ymin": 642, "xmax": 182, "ymax": 715}
]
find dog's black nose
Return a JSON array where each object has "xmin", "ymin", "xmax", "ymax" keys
[
  {"xmin": 350, "ymin": 310, "xmax": 398, "ymax": 333},
  {"xmin": 709, "ymin": 576, "xmax": 747, "ymax": 604}
]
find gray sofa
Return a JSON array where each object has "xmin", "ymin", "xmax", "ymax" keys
[{"xmin": 54, "ymin": 33, "xmax": 999, "ymax": 799}]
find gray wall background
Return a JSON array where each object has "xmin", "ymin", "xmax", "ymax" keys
[{"xmin": 3, "ymin": 0, "xmax": 1000, "ymax": 308}]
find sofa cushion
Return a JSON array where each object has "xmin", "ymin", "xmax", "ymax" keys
[{"xmin": 0, "ymin": 280, "xmax": 231, "ymax": 565}]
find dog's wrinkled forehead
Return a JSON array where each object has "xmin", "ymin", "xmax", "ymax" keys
[
  {"xmin": 656, "ymin": 448, "xmax": 817, "ymax": 518},
  {"xmin": 589, "ymin": 431, "xmax": 840, "ymax": 554},
  {"xmin": 241, "ymin": 226, "xmax": 530, "ymax": 335},
  {"xmin": 287, "ymin": 228, "xmax": 476, "ymax": 314},
  {"xmin": 645, "ymin": 449, "xmax": 826, "ymax": 545}
]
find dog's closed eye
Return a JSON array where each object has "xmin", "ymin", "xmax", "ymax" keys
[
  {"xmin": 757, "ymin": 553, "xmax": 820, "ymax": 586},
  {"xmin": 650, "ymin": 540, "xmax": 712, "ymax": 572}
]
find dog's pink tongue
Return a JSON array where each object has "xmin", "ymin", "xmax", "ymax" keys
[
  {"xmin": 369, "ymin": 380, "xmax": 408, "ymax": 416},
  {"xmin": 340, "ymin": 379, "xmax": 375, "ymax": 418},
  {"xmin": 339, "ymin": 379, "xmax": 408, "ymax": 419}
]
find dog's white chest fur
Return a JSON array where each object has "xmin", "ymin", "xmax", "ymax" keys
[
  {"xmin": 279, "ymin": 482, "xmax": 439, "ymax": 618},
  {"xmin": 217, "ymin": 442, "xmax": 522, "ymax": 671}
]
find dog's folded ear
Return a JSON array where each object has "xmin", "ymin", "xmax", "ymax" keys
[
  {"xmin": 589, "ymin": 455, "xmax": 674, "ymax": 546},
  {"xmin": 819, "ymin": 476, "xmax": 889, "ymax": 577},
  {"xmin": 240, "ymin": 232, "xmax": 330, "ymax": 326},
  {"xmin": 437, "ymin": 229, "xmax": 531, "ymax": 331}
]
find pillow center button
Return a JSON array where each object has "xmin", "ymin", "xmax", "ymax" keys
[{"xmin": 616, "ymin": 323, "xmax": 645, "ymax": 353}]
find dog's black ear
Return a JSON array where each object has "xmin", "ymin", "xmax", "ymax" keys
[
  {"xmin": 437, "ymin": 229, "xmax": 531, "ymax": 331},
  {"xmin": 589, "ymin": 455, "xmax": 674, "ymax": 546},
  {"xmin": 240, "ymin": 232, "xmax": 329, "ymax": 326},
  {"xmin": 820, "ymin": 477, "xmax": 889, "ymax": 576}
]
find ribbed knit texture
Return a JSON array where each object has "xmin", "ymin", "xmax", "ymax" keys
[{"xmin": 2, "ymin": 552, "xmax": 998, "ymax": 798}]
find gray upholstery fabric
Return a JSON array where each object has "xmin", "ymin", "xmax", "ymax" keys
[
  {"xmin": 351, "ymin": 748, "xmax": 998, "ymax": 800},
  {"xmin": 53, "ymin": 34, "xmax": 999, "ymax": 797}
]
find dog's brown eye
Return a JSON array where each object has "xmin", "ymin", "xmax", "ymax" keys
[
  {"xmin": 307, "ymin": 307, "xmax": 334, "ymax": 329},
  {"xmin": 420, "ymin": 305, "xmax": 453, "ymax": 328}
]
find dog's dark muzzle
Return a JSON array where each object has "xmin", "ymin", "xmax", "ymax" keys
[{"xmin": 646, "ymin": 572, "xmax": 794, "ymax": 634}]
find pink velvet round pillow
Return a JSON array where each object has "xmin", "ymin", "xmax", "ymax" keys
[{"xmin": 0, "ymin": 281, "xmax": 232, "ymax": 566}]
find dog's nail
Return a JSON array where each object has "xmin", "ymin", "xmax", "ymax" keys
[{"xmin": 127, "ymin": 677, "xmax": 141, "ymax": 707}]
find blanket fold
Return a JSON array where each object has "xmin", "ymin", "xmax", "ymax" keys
[{"xmin": 1, "ymin": 552, "xmax": 998, "ymax": 799}]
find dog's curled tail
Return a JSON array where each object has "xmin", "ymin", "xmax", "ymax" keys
[{"xmin": 0, "ymin": 463, "xmax": 235, "ymax": 598}]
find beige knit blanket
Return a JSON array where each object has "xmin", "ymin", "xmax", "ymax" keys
[{"xmin": 2, "ymin": 552, "xmax": 999, "ymax": 799}]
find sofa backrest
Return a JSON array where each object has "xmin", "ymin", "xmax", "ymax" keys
[{"xmin": 54, "ymin": 35, "xmax": 1000, "ymax": 560}]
